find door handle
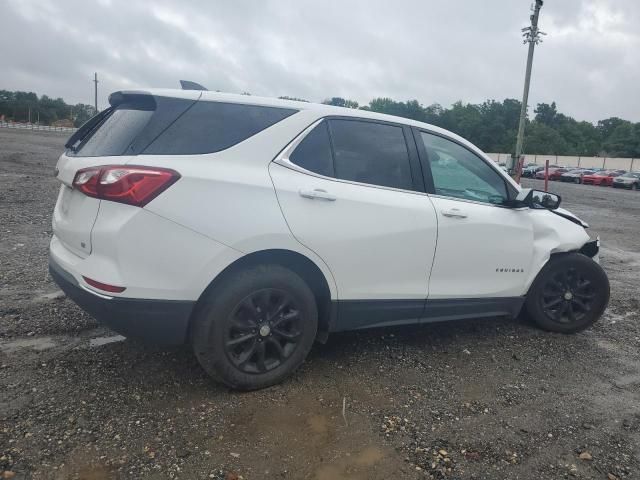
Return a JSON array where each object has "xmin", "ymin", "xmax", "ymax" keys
[
  {"xmin": 299, "ymin": 189, "xmax": 337, "ymax": 201},
  {"xmin": 441, "ymin": 208, "xmax": 467, "ymax": 218}
]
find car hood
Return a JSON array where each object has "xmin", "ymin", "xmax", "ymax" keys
[{"xmin": 552, "ymin": 207, "xmax": 589, "ymax": 228}]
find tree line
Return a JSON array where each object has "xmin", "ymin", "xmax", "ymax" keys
[
  {"xmin": 1, "ymin": 89, "xmax": 637, "ymax": 157},
  {"xmin": 313, "ymin": 97, "xmax": 639, "ymax": 158},
  {"xmin": 0, "ymin": 90, "xmax": 96, "ymax": 127}
]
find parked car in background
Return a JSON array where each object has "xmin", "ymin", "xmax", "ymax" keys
[
  {"xmin": 536, "ymin": 167, "xmax": 569, "ymax": 180},
  {"xmin": 48, "ymin": 87, "xmax": 608, "ymax": 390},
  {"xmin": 612, "ymin": 172, "xmax": 640, "ymax": 190},
  {"xmin": 560, "ymin": 169, "xmax": 595, "ymax": 184},
  {"xmin": 582, "ymin": 170, "xmax": 625, "ymax": 186},
  {"xmin": 522, "ymin": 164, "xmax": 543, "ymax": 177}
]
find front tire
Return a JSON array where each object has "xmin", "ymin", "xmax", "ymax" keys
[
  {"xmin": 525, "ymin": 253, "xmax": 609, "ymax": 333},
  {"xmin": 192, "ymin": 265, "xmax": 318, "ymax": 390}
]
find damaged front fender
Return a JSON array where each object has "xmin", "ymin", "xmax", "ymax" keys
[{"xmin": 524, "ymin": 208, "xmax": 593, "ymax": 292}]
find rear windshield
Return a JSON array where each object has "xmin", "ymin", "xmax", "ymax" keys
[{"xmin": 66, "ymin": 94, "xmax": 297, "ymax": 157}]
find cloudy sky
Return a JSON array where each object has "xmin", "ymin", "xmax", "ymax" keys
[{"xmin": 1, "ymin": 0, "xmax": 638, "ymax": 122}]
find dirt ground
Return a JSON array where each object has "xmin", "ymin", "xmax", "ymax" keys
[{"xmin": 1, "ymin": 127, "xmax": 639, "ymax": 480}]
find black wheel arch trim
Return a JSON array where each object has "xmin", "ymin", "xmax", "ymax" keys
[{"xmin": 191, "ymin": 249, "xmax": 334, "ymax": 343}]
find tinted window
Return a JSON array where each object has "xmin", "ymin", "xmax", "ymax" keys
[
  {"xmin": 289, "ymin": 122, "xmax": 334, "ymax": 177},
  {"xmin": 329, "ymin": 120, "xmax": 413, "ymax": 190},
  {"xmin": 144, "ymin": 102, "xmax": 297, "ymax": 155},
  {"xmin": 420, "ymin": 132, "xmax": 508, "ymax": 204},
  {"xmin": 69, "ymin": 102, "xmax": 154, "ymax": 157}
]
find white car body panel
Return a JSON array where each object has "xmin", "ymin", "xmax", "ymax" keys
[
  {"xmin": 426, "ymin": 197, "xmax": 534, "ymax": 299},
  {"xmin": 50, "ymin": 203, "xmax": 243, "ymax": 301},
  {"xmin": 269, "ymin": 162, "xmax": 438, "ymax": 300}
]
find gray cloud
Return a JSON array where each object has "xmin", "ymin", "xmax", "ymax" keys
[{"xmin": 1, "ymin": 0, "xmax": 638, "ymax": 122}]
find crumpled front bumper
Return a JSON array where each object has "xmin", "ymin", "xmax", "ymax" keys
[{"xmin": 580, "ymin": 237, "xmax": 600, "ymax": 263}]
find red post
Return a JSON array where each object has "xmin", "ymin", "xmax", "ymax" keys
[{"xmin": 544, "ymin": 159, "xmax": 549, "ymax": 192}]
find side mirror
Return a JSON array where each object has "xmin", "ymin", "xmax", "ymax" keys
[
  {"xmin": 519, "ymin": 189, "xmax": 561, "ymax": 210},
  {"xmin": 509, "ymin": 188, "xmax": 561, "ymax": 209}
]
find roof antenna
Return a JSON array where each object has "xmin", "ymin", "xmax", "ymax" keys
[{"xmin": 179, "ymin": 80, "xmax": 208, "ymax": 91}]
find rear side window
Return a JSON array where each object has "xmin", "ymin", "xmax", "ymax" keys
[
  {"xmin": 289, "ymin": 122, "xmax": 334, "ymax": 177},
  {"xmin": 67, "ymin": 95, "xmax": 297, "ymax": 157},
  {"xmin": 143, "ymin": 102, "xmax": 297, "ymax": 155},
  {"xmin": 328, "ymin": 120, "xmax": 413, "ymax": 190}
]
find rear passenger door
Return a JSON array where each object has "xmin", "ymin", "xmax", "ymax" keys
[{"xmin": 269, "ymin": 118, "xmax": 439, "ymax": 330}]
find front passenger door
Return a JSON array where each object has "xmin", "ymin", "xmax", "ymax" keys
[{"xmin": 417, "ymin": 131, "xmax": 534, "ymax": 300}]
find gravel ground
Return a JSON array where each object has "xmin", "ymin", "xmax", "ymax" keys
[{"xmin": 1, "ymin": 127, "xmax": 639, "ymax": 480}]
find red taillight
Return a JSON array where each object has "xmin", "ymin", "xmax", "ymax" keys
[
  {"xmin": 73, "ymin": 165, "xmax": 180, "ymax": 207},
  {"xmin": 82, "ymin": 276, "xmax": 126, "ymax": 293}
]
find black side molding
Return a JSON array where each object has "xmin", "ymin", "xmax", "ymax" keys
[
  {"xmin": 330, "ymin": 297, "xmax": 525, "ymax": 332},
  {"xmin": 334, "ymin": 299, "xmax": 425, "ymax": 331},
  {"xmin": 422, "ymin": 297, "xmax": 524, "ymax": 324}
]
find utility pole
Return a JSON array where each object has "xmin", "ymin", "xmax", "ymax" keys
[
  {"xmin": 511, "ymin": 0, "xmax": 545, "ymax": 175},
  {"xmin": 93, "ymin": 72, "xmax": 99, "ymax": 113}
]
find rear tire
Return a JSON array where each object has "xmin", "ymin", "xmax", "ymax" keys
[
  {"xmin": 632, "ymin": 183, "xmax": 638, "ymax": 191},
  {"xmin": 525, "ymin": 253, "xmax": 609, "ymax": 333},
  {"xmin": 574, "ymin": 177, "xmax": 580, "ymax": 184},
  {"xmin": 192, "ymin": 265, "xmax": 318, "ymax": 390}
]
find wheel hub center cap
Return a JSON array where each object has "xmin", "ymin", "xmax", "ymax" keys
[
  {"xmin": 259, "ymin": 325, "xmax": 271, "ymax": 337},
  {"xmin": 564, "ymin": 291, "xmax": 573, "ymax": 300}
]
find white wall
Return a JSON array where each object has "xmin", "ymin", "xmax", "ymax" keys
[{"xmin": 486, "ymin": 154, "xmax": 638, "ymax": 171}]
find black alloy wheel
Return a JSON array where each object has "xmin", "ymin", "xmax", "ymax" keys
[
  {"xmin": 192, "ymin": 264, "xmax": 318, "ymax": 390},
  {"xmin": 525, "ymin": 253, "xmax": 609, "ymax": 333},
  {"xmin": 540, "ymin": 269, "xmax": 594, "ymax": 325},
  {"xmin": 224, "ymin": 289, "xmax": 302, "ymax": 374}
]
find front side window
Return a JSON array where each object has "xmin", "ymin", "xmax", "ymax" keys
[
  {"xmin": 420, "ymin": 132, "xmax": 508, "ymax": 204},
  {"xmin": 328, "ymin": 120, "xmax": 413, "ymax": 190}
]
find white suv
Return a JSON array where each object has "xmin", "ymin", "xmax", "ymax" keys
[{"xmin": 49, "ymin": 87, "xmax": 609, "ymax": 390}]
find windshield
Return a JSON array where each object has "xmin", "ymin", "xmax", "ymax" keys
[{"xmin": 621, "ymin": 172, "xmax": 640, "ymax": 178}]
